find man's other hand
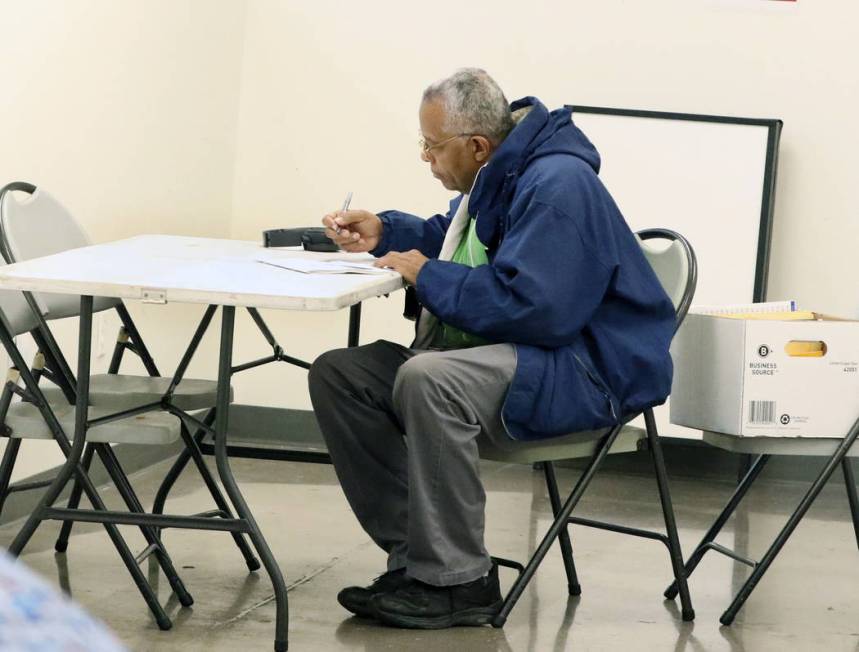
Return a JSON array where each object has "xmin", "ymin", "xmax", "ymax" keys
[
  {"xmin": 322, "ymin": 209, "xmax": 383, "ymax": 253},
  {"xmin": 374, "ymin": 250, "xmax": 428, "ymax": 285}
]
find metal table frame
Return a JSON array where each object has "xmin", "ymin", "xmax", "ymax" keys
[
  {"xmin": 150, "ymin": 305, "xmax": 360, "ymax": 491},
  {"xmin": 663, "ymin": 417, "xmax": 859, "ymax": 625}
]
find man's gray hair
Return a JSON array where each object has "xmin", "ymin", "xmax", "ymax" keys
[{"xmin": 423, "ymin": 68, "xmax": 514, "ymax": 144}]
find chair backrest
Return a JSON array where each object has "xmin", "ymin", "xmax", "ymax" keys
[
  {"xmin": 636, "ymin": 228, "xmax": 697, "ymax": 331},
  {"xmin": 0, "ymin": 255, "xmax": 42, "ymax": 338},
  {"xmin": 0, "ymin": 182, "xmax": 121, "ymax": 319},
  {"xmin": 0, "ymin": 291, "xmax": 41, "ymax": 340}
]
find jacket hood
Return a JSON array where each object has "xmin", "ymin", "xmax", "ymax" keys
[{"xmin": 468, "ymin": 97, "xmax": 601, "ymax": 247}]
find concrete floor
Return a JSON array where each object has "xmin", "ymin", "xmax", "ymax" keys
[{"xmin": 1, "ymin": 456, "xmax": 858, "ymax": 652}]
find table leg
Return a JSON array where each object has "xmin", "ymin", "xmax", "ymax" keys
[
  {"xmin": 720, "ymin": 416, "xmax": 859, "ymax": 625},
  {"xmin": 348, "ymin": 303, "xmax": 361, "ymax": 347},
  {"xmin": 213, "ymin": 306, "xmax": 289, "ymax": 651},
  {"xmin": 842, "ymin": 458, "xmax": 859, "ymax": 551},
  {"xmin": 176, "ymin": 421, "xmax": 261, "ymax": 571},
  {"xmin": 664, "ymin": 454, "xmax": 770, "ymax": 599},
  {"xmin": 54, "ymin": 443, "xmax": 95, "ymax": 552}
]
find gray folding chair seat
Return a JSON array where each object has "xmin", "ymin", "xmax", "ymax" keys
[
  {"xmin": 56, "ymin": 370, "xmax": 223, "ymax": 415},
  {"xmin": 56, "ymin": 375, "xmax": 228, "ymax": 412},
  {"xmin": 85, "ymin": 375, "xmax": 223, "ymax": 412},
  {"xmin": 89, "ymin": 375, "xmax": 225, "ymax": 411},
  {"xmin": 478, "ymin": 425, "xmax": 644, "ymax": 464},
  {"xmin": 5, "ymin": 401, "xmax": 181, "ymax": 445}
]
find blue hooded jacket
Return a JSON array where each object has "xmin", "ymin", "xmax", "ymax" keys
[{"xmin": 372, "ymin": 97, "xmax": 675, "ymax": 441}]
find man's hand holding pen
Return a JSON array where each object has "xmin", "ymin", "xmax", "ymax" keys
[
  {"xmin": 321, "ymin": 196, "xmax": 427, "ymax": 284},
  {"xmin": 321, "ymin": 208, "xmax": 384, "ymax": 253}
]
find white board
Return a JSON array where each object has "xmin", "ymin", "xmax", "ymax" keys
[{"xmin": 571, "ymin": 107, "xmax": 782, "ymax": 439}]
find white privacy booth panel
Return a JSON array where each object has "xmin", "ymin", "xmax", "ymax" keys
[{"xmin": 571, "ymin": 107, "xmax": 782, "ymax": 440}]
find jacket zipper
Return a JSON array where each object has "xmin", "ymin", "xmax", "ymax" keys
[{"xmin": 573, "ymin": 353, "xmax": 618, "ymax": 423}]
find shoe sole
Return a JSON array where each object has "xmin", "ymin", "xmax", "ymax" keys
[
  {"xmin": 374, "ymin": 600, "xmax": 503, "ymax": 629},
  {"xmin": 337, "ymin": 596, "xmax": 376, "ymax": 619}
]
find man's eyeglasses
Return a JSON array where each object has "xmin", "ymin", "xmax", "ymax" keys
[{"xmin": 418, "ymin": 133, "xmax": 472, "ymax": 154}]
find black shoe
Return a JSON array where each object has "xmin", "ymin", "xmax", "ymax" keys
[
  {"xmin": 337, "ymin": 568, "xmax": 409, "ymax": 618},
  {"xmin": 371, "ymin": 564, "xmax": 502, "ymax": 629}
]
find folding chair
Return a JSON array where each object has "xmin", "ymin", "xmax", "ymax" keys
[
  {"xmin": 0, "ymin": 279, "xmax": 192, "ymax": 630},
  {"xmin": 0, "ymin": 182, "xmax": 259, "ymax": 570},
  {"xmin": 480, "ymin": 228, "xmax": 698, "ymax": 626},
  {"xmin": 663, "ymin": 419, "xmax": 859, "ymax": 624}
]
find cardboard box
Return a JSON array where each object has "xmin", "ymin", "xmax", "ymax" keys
[{"xmin": 670, "ymin": 313, "xmax": 859, "ymax": 438}]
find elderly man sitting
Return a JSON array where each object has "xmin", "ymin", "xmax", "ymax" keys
[{"xmin": 309, "ymin": 68, "xmax": 674, "ymax": 629}]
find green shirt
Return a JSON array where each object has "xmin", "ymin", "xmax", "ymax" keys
[{"xmin": 431, "ymin": 216, "xmax": 491, "ymax": 349}]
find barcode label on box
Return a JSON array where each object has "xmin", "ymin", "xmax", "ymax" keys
[{"xmin": 749, "ymin": 400, "xmax": 776, "ymax": 424}]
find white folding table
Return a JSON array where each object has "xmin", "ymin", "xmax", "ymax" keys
[{"xmin": 0, "ymin": 234, "xmax": 403, "ymax": 652}]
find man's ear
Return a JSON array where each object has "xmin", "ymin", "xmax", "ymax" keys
[{"xmin": 470, "ymin": 135, "xmax": 494, "ymax": 162}]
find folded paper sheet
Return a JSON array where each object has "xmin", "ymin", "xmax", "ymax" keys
[{"xmin": 256, "ymin": 252, "xmax": 393, "ymax": 275}]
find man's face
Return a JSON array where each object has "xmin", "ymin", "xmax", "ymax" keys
[{"xmin": 419, "ymin": 99, "xmax": 487, "ymax": 194}]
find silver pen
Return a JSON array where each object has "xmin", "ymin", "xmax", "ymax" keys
[{"xmin": 336, "ymin": 191, "xmax": 353, "ymax": 235}]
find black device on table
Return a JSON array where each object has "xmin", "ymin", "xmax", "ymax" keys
[{"xmin": 262, "ymin": 227, "xmax": 339, "ymax": 252}]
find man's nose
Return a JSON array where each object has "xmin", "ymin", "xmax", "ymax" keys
[{"xmin": 420, "ymin": 150, "xmax": 431, "ymax": 163}]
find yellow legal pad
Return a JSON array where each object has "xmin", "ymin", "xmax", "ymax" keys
[{"xmin": 721, "ymin": 310, "xmax": 817, "ymax": 321}]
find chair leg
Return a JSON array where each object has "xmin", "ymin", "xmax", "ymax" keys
[
  {"xmin": 643, "ymin": 409, "xmax": 694, "ymax": 622},
  {"xmin": 54, "ymin": 443, "xmax": 95, "ymax": 553},
  {"xmin": 94, "ymin": 443, "xmax": 194, "ymax": 607},
  {"xmin": 664, "ymin": 454, "xmax": 769, "ymax": 599},
  {"xmin": 152, "ymin": 409, "xmax": 217, "ymax": 519},
  {"xmin": 492, "ymin": 424, "xmax": 623, "ymax": 628},
  {"xmin": 151, "ymin": 410, "xmax": 260, "ymax": 571},
  {"xmin": 9, "ymin": 455, "xmax": 174, "ymax": 629},
  {"xmin": 842, "ymin": 459, "xmax": 859, "ymax": 552},
  {"xmin": 543, "ymin": 461, "xmax": 582, "ymax": 595},
  {"xmin": 177, "ymin": 421, "xmax": 261, "ymax": 571},
  {"xmin": 152, "ymin": 446, "xmax": 192, "ymax": 517},
  {"xmin": 0, "ymin": 379, "xmax": 20, "ymax": 519},
  {"xmin": 0, "ymin": 437, "xmax": 22, "ymax": 518}
]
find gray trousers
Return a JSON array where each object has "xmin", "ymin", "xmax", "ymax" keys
[{"xmin": 307, "ymin": 339, "xmax": 517, "ymax": 586}]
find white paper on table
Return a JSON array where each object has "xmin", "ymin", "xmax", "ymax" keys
[{"xmin": 256, "ymin": 252, "xmax": 393, "ymax": 275}]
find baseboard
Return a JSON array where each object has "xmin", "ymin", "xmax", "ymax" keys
[
  {"xmin": 4, "ymin": 405, "xmax": 855, "ymax": 527},
  {"xmin": 223, "ymin": 406, "xmax": 859, "ymax": 483}
]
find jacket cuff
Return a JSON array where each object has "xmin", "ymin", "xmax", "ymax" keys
[{"xmin": 369, "ymin": 211, "xmax": 396, "ymax": 257}]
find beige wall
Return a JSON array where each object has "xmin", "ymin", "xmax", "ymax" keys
[
  {"xmin": 2, "ymin": 0, "xmax": 857, "ymax": 476},
  {"xmin": 0, "ymin": 0, "xmax": 247, "ymax": 480},
  {"xmin": 229, "ymin": 0, "xmax": 858, "ymax": 410}
]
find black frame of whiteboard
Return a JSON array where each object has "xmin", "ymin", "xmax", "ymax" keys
[{"xmin": 567, "ymin": 105, "xmax": 783, "ymax": 302}]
